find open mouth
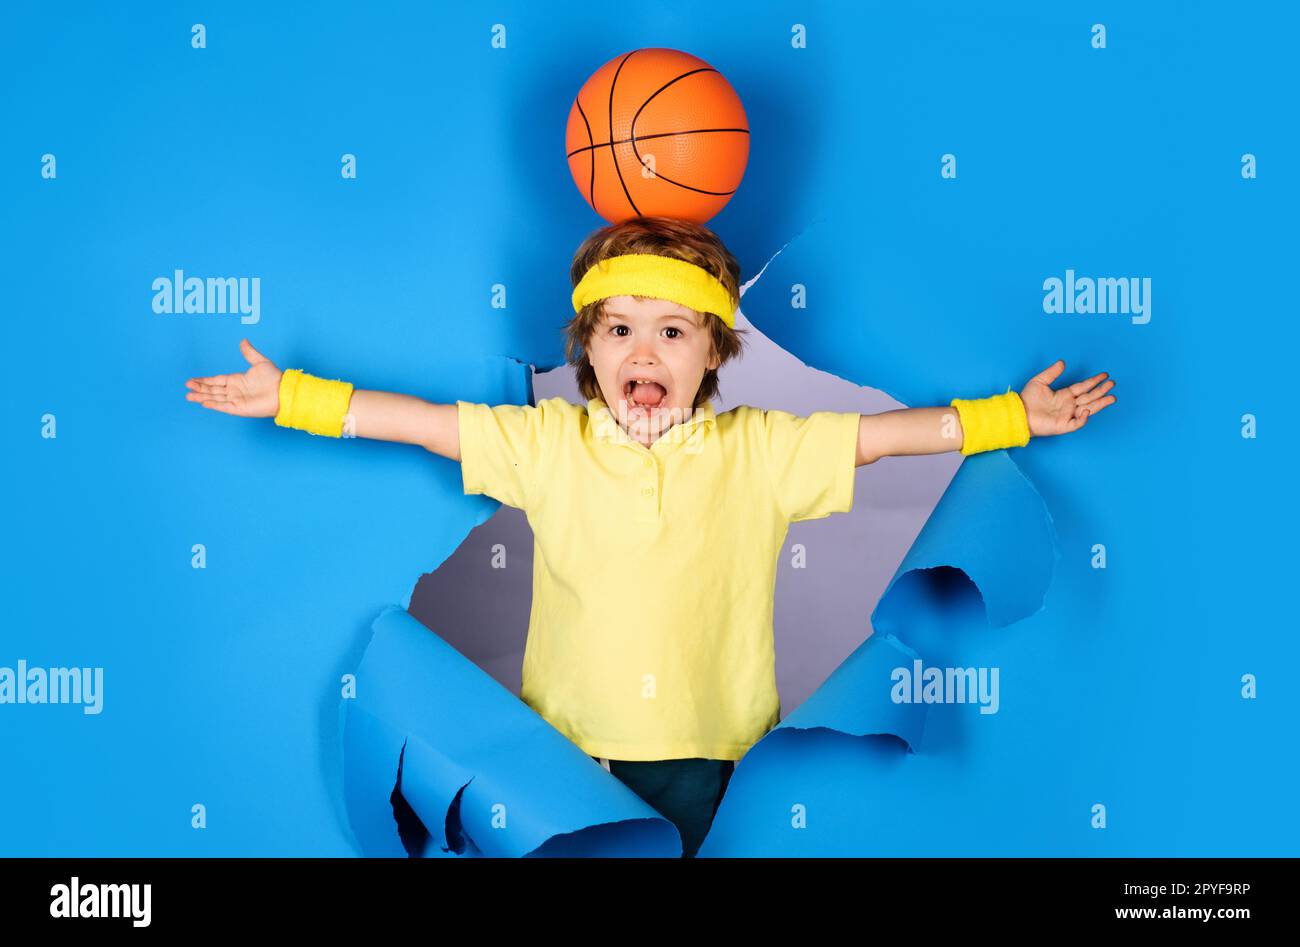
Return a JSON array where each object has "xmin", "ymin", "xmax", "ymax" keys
[{"xmin": 623, "ymin": 378, "xmax": 669, "ymax": 410}]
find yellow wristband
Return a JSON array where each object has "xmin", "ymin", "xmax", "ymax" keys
[
  {"xmin": 274, "ymin": 368, "xmax": 354, "ymax": 437},
  {"xmin": 949, "ymin": 389, "xmax": 1031, "ymax": 455}
]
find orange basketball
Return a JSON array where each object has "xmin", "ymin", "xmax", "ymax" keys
[{"xmin": 565, "ymin": 48, "xmax": 749, "ymax": 224}]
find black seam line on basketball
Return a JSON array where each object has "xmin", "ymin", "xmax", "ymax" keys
[
  {"xmin": 631, "ymin": 68, "xmax": 719, "ymax": 139},
  {"xmin": 575, "ymin": 97, "xmax": 596, "ymax": 214},
  {"xmin": 631, "ymin": 67, "xmax": 741, "ymax": 199},
  {"xmin": 566, "ymin": 127, "xmax": 749, "ymax": 159},
  {"xmin": 626, "ymin": 169, "xmax": 738, "ymax": 197},
  {"xmin": 608, "ymin": 51, "xmax": 640, "ymax": 217}
]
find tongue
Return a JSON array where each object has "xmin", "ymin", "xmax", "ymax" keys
[{"xmin": 631, "ymin": 382, "xmax": 667, "ymax": 407}]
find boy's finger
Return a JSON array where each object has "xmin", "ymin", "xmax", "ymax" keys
[
  {"xmin": 240, "ymin": 338, "xmax": 269, "ymax": 366},
  {"xmin": 187, "ymin": 390, "xmax": 232, "ymax": 404},
  {"xmin": 1029, "ymin": 359, "xmax": 1066, "ymax": 387},
  {"xmin": 1068, "ymin": 372, "xmax": 1108, "ymax": 395},
  {"xmin": 1077, "ymin": 380, "xmax": 1114, "ymax": 405}
]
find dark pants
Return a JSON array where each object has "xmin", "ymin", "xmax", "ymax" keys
[{"xmin": 592, "ymin": 756, "xmax": 735, "ymax": 857}]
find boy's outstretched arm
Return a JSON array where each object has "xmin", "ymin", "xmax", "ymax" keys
[
  {"xmin": 855, "ymin": 404, "xmax": 966, "ymax": 466},
  {"xmin": 347, "ymin": 390, "xmax": 461, "ymax": 461},
  {"xmin": 184, "ymin": 339, "xmax": 462, "ymax": 461},
  {"xmin": 854, "ymin": 359, "xmax": 1116, "ymax": 466}
]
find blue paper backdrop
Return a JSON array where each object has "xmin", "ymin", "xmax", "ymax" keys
[{"xmin": 2, "ymin": 0, "xmax": 1296, "ymax": 855}]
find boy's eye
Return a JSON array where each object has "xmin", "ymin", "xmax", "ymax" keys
[{"xmin": 609, "ymin": 325, "xmax": 683, "ymax": 338}]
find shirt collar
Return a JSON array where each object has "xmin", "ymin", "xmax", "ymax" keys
[{"xmin": 586, "ymin": 397, "xmax": 716, "ymax": 450}]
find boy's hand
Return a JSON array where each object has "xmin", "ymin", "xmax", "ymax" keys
[
  {"xmin": 184, "ymin": 338, "xmax": 283, "ymax": 418},
  {"xmin": 1020, "ymin": 359, "xmax": 1116, "ymax": 437}
]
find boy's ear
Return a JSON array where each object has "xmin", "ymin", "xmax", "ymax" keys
[{"xmin": 706, "ymin": 337, "xmax": 722, "ymax": 371}]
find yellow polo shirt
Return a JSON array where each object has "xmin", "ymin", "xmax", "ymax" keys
[{"xmin": 456, "ymin": 395, "xmax": 861, "ymax": 762}]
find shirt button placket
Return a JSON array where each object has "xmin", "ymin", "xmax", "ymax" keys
[{"xmin": 640, "ymin": 454, "xmax": 659, "ymax": 519}]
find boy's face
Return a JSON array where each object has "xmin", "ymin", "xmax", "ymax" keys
[{"xmin": 587, "ymin": 294, "xmax": 721, "ymax": 447}]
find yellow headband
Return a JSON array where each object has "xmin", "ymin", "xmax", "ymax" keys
[{"xmin": 571, "ymin": 254, "xmax": 738, "ymax": 328}]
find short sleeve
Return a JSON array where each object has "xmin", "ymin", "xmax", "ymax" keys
[
  {"xmin": 456, "ymin": 399, "xmax": 551, "ymax": 512},
  {"xmin": 759, "ymin": 408, "xmax": 860, "ymax": 523}
]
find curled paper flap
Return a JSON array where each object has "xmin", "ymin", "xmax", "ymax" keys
[
  {"xmin": 875, "ymin": 450, "xmax": 1059, "ymax": 633},
  {"xmin": 342, "ymin": 606, "xmax": 681, "ymax": 857}
]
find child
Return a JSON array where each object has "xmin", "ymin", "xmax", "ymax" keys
[{"xmin": 185, "ymin": 215, "xmax": 1115, "ymax": 857}]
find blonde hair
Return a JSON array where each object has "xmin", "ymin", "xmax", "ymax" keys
[{"xmin": 565, "ymin": 216, "xmax": 748, "ymax": 409}]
